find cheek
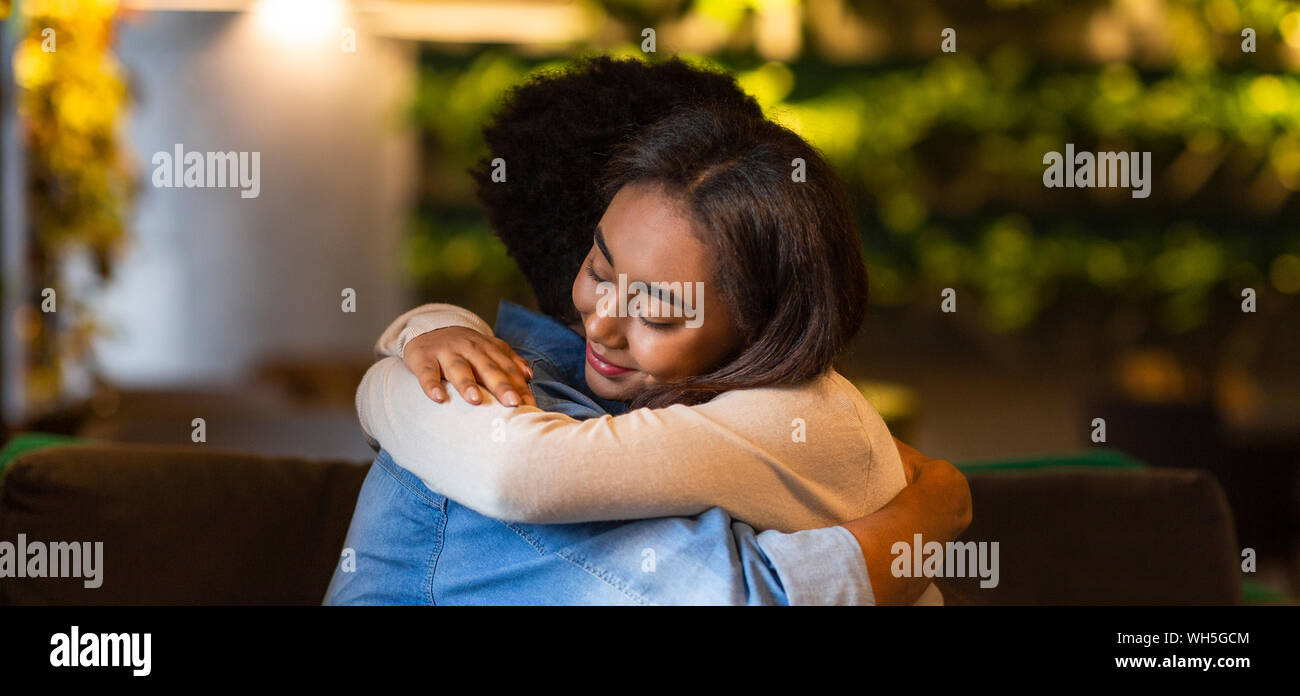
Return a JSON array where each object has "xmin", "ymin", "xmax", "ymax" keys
[
  {"xmin": 638, "ymin": 311, "xmax": 743, "ymax": 383},
  {"xmin": 631, "ymin": 328, "xmax": 715, "ymax": 382}
]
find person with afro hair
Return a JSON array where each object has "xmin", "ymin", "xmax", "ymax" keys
[
  {"xmin": 467, "ymin": 55, "xmax": 765, "ymax": 325},
  {"xmin": 328, "ymin": 57, "xmax": 971, "ymax": 606}
]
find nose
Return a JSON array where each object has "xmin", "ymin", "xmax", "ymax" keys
[{"xmin": 585, "ymin": 307, "xmax": 626, "ymax": 350}]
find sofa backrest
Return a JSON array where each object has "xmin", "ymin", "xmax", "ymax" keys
[
  {"xmin": 0, "ymin": 443, "xmax": 369, "ymax": 605},
  {"xmin": 0, "ymin": 445, "xmax": 1241, "ymax": 605},
  {"xmin": 935, "ymin": 466, "xmax": 1241, "ymax": 605}
]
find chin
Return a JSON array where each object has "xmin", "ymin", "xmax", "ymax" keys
[{"xmin": 585, "ymin": 366, "xmax": 639, "ymax": 402}]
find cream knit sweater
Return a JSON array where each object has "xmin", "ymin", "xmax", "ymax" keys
[{"xmin": 356, "ymin": 304, "xmax": 908, "ymax": 535}]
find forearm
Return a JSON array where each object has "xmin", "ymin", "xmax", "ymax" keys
[
  {"xmin": 365, "ymin": 305, "xmax": 883, "ymax": 532},
  {"xmin": 357, "ymin": 356, "xmax": 536, "ymax": 518},
  {"xmin": 358, "ymin": 356, "xmax": 728, "ymax": 523},
  {"xmin": 840, "ymin": 457, "xmax": 972, "ymax": 605},
  {"xmin": 359, "ymin": 354, "xmax": 858, "ymax": 530}
]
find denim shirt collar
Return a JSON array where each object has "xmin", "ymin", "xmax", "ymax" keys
[{"xmin": 493, "ymin": 300, "xmax": 626, "ymax": 415}]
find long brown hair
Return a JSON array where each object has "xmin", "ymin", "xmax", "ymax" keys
[{"xmin": 599, "ymin": 105, "xmax": 870, "ymax": 409}]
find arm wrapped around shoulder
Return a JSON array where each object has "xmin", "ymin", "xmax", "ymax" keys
[{"xmin": 358, "ymin": 359, "xmax": 886, "ymax": 532}]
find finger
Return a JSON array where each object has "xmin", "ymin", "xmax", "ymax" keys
[
  {"xmin": 903, "ymin": 457, "xmax": 918, "ymax": 485},
  {"xmin": 478, "ymin": 345, "xmax": 533, "ymax": 407},
  {"xmin": 442, "ymin": 357, "xmax": 482, "ymax": 404},
  {"xmin": 511, "ymin": 358, "xmax": 535, "ymax": 406},
  {"xmin": 469, "ymin": 338, "xmax": 532, "ymax": 406},
  {"xmin": 403, "ymin": 344, "xmax": 433, "ymax": 376},
  {"xmin": 893, "ymin": 438, "xmax": 923, "ymax": 484},
  {"xmin": 488, "ymin": 337, "xmax": 534, "ymax": 381},
  {"xmin": 495, "ymin": 357, "xmax": 535, "ymax": 407},
  {"xmin": 516, "ymin": 376, "xmax": 535, "ymax": 406},
  {"xmin": 501, "ymin": 357, "xmax": 535, "ymax": 407},
  {"xmin": 415, "ymin": 362, "xmax": 446, "ymax": 403},
  {"xmin": 513, "ymin": 355, "xmax": 533, "ymax": 381},
  {"xmin": 467, "ymin": 356, "xmax": 523, "ymax": 407}
]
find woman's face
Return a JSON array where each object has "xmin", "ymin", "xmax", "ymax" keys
[{"xmin": 571, "ymin": 181, "xmax": 743, "ymax": 402}]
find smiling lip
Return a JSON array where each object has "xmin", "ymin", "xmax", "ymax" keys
[{"xmin": 586, "ymin": 342, "xmax": 634, "ymax": 377}]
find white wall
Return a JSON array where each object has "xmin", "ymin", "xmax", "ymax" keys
[{"xmin": 95, "ymin": 10, "xmax": 416, "ymax": 385}]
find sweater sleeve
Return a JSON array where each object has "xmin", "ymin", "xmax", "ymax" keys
[
  {"xmin": 357, "ymin": 356, "xmax": 880, "ymax": 532},
  {"xmin": 373, "ymin": 303, "xmax": 494, "ymax": 358}
]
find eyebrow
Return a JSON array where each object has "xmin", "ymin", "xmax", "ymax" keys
[{"xmin": 594, "ymin": 226, "xmax": 615, "ymax": 267}]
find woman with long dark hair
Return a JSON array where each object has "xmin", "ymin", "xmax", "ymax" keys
[{"xmin": 357, "ymin": 104, "xmax": 940, "ymax": 602}]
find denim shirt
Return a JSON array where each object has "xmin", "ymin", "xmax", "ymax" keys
[{"xmin": 324, "ymin": 301, "xmax": 873, "ymax": 605}]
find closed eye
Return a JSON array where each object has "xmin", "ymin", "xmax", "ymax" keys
[{"xmin": 585, "ymin": 257, "xmax": 606, "ymax": 284}]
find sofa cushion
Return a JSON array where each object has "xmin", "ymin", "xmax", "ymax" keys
[
  {"xmin": 0, "ymin": 443, "xmax": 370, "ymax": 605},
  {"xmin": 935, "ymin": 466, "xmax": 1241, "ymax": 605}
]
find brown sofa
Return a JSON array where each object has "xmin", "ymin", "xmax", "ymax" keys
[{"xmin": 0, "ymin": 442, "xmax": 1242, "ymax": 605}]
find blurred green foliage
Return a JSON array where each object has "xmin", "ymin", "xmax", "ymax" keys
[
  {"xmin": 405, "ymin": 0, "xmax": 1300, "ymax": 339},
  {"xmin": 11, "ymin": 0, "xmax": 133, "ymax": 410}
]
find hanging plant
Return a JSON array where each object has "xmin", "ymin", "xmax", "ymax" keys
[{"xmin": 11, "ymin": 0, "xmax": 134, "ymax": 413}]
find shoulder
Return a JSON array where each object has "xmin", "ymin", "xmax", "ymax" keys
[
  {"xmin": 700, "ymin": 371, "xmax": 877, "ymax": 443},
  {"xmin": 708, "ymin": 370, "xmax": 865, "ymax": 412}
]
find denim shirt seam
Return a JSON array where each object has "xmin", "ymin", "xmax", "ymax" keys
[
  {"xmin": 503, "ymin": 522, "xmax": 548, "ymax": 555},
  {"xmin": 554, "ymin": 550, "xmax": 655, "ymax": 606},
  {"xmin": 424, "ymin": 503, "xmax": 449, "ymax": 606},
  {"xmin": 374, "ymin": 452, "xmax": 446, "ymax": 512}
]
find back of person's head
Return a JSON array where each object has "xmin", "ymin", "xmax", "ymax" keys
[
  {"xmin": 469, "ymin": 56, "xmax": 764, "ymax": 324},
  {"xmin": 601, "ymin": 105, "xmax": 870, "ymax": 408}
]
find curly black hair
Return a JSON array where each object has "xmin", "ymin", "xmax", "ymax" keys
[{"xmin": 468, "ymin": 56, "xmax": 764, "ymax": 324}]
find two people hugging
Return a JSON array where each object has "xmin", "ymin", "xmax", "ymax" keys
[{"xmin": 325, "ymin": 56, "xmax": 971, "ymax": 606}]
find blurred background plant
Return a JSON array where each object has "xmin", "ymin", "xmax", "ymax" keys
[
  {"xmin": 2, "ymin": 0, "xmax": 1289, "ymax": 447},
  {"xmin": 5, "ymin": 0, "xmax": 1295, "ymax": 425},
  {"xmin": 405, "ymin": 0, "xmax": 1300, "ymax": 421},
  {"xmin": 8, "ymin": 0, "xmax": 133, "ymax": 414}
]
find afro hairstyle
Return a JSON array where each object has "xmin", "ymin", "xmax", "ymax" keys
[{"xmin": 467, "ymin": 55, "xmax": 764, "ymax": 324}]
